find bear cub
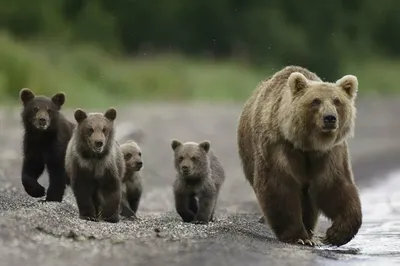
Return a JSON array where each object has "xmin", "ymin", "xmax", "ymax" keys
[
  {"xmin": 19, "ymin": 88, "xmax": 75, "ymax": 202},
  {"xmin": 171, "ymin": 139, "xmax": 225, "ymax": 224},
  {"xmin": 65, "ymin": 108, "xmax": 125, "ymax": 223},
  {"xmin": 119, "ymin": 140, "xmax": 144, "ymax": 220}
]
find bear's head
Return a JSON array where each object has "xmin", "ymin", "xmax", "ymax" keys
[
  {"xmin": 74, "ymin": 108, "xmax": 117, "ymax": 156},
  {"xmin": 282, "ymin": 72, "xmax": 358, "ymax": 151},
  {"xmin": 19, "ymin": 88, "xmax": 66, "ymax": 131},
  {"xmin": 171, "ymin": 139, "xmax": 211, "ymax": 181},
  {"xmin": 120, "ymin": 140, "xmax": 143, "ymax": 171}
]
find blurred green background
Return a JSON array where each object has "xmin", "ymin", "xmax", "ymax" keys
[{"xmin": 1, "ymin": 0, "xmax": 399, "ymax": 107}]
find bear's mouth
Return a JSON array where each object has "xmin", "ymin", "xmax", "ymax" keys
[
  {"xmin": 92, "ymin": 147, "xmax": 104, "ymax": 154},
  {"xmin": 35, "ymin": 123, "xmax": 49, "ymax": 130},
  {"xmin": 321, "ymin": 125, "xmax": 337, "ymax": 133}
]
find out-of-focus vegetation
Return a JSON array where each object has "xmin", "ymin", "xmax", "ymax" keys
[{"xmin": 1, "ymin": 0, "xmax": 400, "ymax": 106}]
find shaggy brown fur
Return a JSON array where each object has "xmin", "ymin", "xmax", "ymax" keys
[
  {"xmin": 171, "ymin": 140, "xmax": 225, "ymax": 224},
  {"xmin": 237, "ymin": 65, "xmax": 362, "ymax": 247},
  {"xmin": 65, "ymin": 108, "xmax": 125, "ymax": 223},
  {"xmin": 19, "ymin": 88, "xmax": 75, "ymax": 202},
  {"xmin": 119, "ymin": 140, "xmax": 143, "ymax": 219}
]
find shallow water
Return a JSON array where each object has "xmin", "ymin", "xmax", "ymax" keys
[{"xmin": 315, "ymin": 170, "xmax": 400, "ymax": 265}]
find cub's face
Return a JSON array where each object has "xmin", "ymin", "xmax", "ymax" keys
[
  {"xmin": 74, "ymin": 108, "xmax": 117, "ymax": 154},
  {"xmin": 121, "ymin": 141, "xmax": 143, "ymax": 171},
  {"xmin": 171, "ymin": 139, "xmax": 211, "ymax": 180},
  {"xmin": 283, "ymin": 72, "xmax": 358, "ymax": 151},
  {"xmin": 19, "ymin": 88, "xmax": 65, "ymax": 131}
]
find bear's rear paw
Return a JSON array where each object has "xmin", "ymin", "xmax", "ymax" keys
[
  {"xmin": 259, "ymin": 216, "xmax": 265, "ymax": 223},
  {"xmin": 79, "ymin": 215, "xmax": 99, "ymax": 222}
]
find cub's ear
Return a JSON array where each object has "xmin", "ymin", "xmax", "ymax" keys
[
  {"xmin": 288, "ymin": 72, "xmax": 308, "ymax": 96},
  {"xmin": 104, "ymin": 108, "xmax": 117, "ymax": 121},
  {"xmin": 198, "ymin": 140, "xmax": 211, "ymax": 153},
  {"xmin": 19, "ymin": 88, "xmax": 35, "ymax": 105},
  {"xmin": 74, "ymin": 108, "xmax": 87, "ymax": 124},
  {"xmin": 336, "ymin": 75, "xmax": 358, "ymax": 100},
  {"xmin": 171, "ymin": 139, "xmax": 182, "ymax": 151},
  {"xmin": 51, "ymin": 92, "xmax": 66, "ymax": 108}
]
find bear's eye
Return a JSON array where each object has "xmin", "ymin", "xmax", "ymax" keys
[
  {"xmin": 102, "ymin": 128, "xmax": 106, "ymax": 133},
  {"xmin": 138, "ymin": 152, "xmax": 142, "ymax": 157},
  {"xmin": 179, "ymin": 156, "xmax": 184, "ymax": 161},
  {"xmin": 311, "ymin": 98, "xmax": 321, "ymax": 107},
  {"xmin": 47, "ymin": 108, "xmax": 52, "ymax": 113},
  {"xmin": 125, "ymin": 153, "xmax": 132, "ymax": 160},
  {"xmin": 191, "ymin": 156, "xmax": 197, "ymax": 161},
  {"xmin": 333, "ymin": 98, "xmax": 341, "ymax": 105},
  {"xmin": 33, "ymin": 107, "xmax": 39, "ymax": 112},
  {"xmin": 88, "ymin": 128, "xmax": 94, "ymax": 133}
]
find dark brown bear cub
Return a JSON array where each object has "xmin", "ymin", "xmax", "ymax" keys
[
  {"xmin": 171, "ymin": 139, "xmax": 225, "ymax": 224},
  {"xmin": 19, "ymin": 88, "xmax": 75, "ymax": 202},
  {"xmin": 65, "ymin": 108, "xmax": 125, "ymax": 223},
  {"xmin": 119, "ymin": 140, "xmax": 144, "ymax": 219}
]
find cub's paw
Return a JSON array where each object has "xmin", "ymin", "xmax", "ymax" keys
[
  {"xmin": 79, "ymin": 216, "xmax": 99, "ymax": 222},
  {"xmin": 193, "ymin": 220, "xmax": 209, "ymax": 225}
]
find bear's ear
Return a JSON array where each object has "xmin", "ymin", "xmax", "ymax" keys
[
  {"xmin": 104, "ymin": 108, "xmax": 117, "ymax": 121},
  {"xmin": 171, "ymin": 139, "xmax": 182, "ymax": 151},
  {"xmin": 288, "ymin": 72, "xmax": 308, "ymax": 95},
  {"xmin": 74, "ymin": 108, "xmax": 87, "ymax": 124},
  {"xmin": 336, "ymin": 75, "xmax": 358, "ymax": 100},
  {"xmin": 19, "ymin": 88, "xmax": 35, "ymax": 105},
  {"xmin": 51, "ymin": 92, "xmax": 65, "ymax": 108},
  {"xmin": 199, "ymin": 140, "xmax": 211, "ymax": 153}
]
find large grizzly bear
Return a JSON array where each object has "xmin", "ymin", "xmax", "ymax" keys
[
  {"xmin": 237, "ymin": 66, "xmax": 362, "ymax": 247},
  {"xmin": 19, "ymin": 88, "xmax": 75, "ymax": 202},
  {"xmin": 65, "ymin": 108, "xmax": 125, "ymax": 223}
]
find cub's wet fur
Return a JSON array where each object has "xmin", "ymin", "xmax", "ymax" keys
[
  {"xmin": 65, "ymin": 108, "xmax": 125, "ymax": 223},
  {"xmin": 119, "ymin": 140, "xmax": 144, "ymax": 219},
  {"xmin": 19, "ymin": 88, "xmax": 75, "ymax": 202},
  {"xmin": 171, "ymin": 139, "xmax": 225, "ymax": 224}
]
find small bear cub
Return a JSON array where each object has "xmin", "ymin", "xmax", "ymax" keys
[
  {"xmin": 171, "ymin": 139, "xmax": 225, "ymax": 224},
  {"xmin": 19, "ymin": 88, "xmax": 75, "ymax": 202},
  {"xmin": 119, "ymin": 140, "xmax": 144, "ymax": 220},
  {"xmin": 65, "ymin": 107, "xmax": 125, "ymax": 223}
]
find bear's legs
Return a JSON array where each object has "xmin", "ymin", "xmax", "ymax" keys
[
  {"xmin": 188, "ymin": 194, "xmax": 198, "ymax": 215},
  {"xmin": 126, "ymin": 181, "xmax": 142, "ymax": 214},
  {"xmin": 45, "ymin": 161, "xmax": 67, "ymax": 202},
  {"xmin": 21, "ymin": 157, "xmax": 46, "ymax": 198},
  {"xmin": 99, "ymin": 174, "xmax": 121, "ymax": 223},
  {"xmin": 174, "ymin": 191, "xmax": 196, "ymax": 223},
  {"xmin": 72, "ymin": 177, "xmax": 98, "ymax": 221},
  {"xmin": 195, "ymin": 191, "xmax": 216, "ymax": 224},
  {"xmin": 301, "ymin": 187, "xmax": 319, "ymax": 237},
  {"xmin": 255, "ymin": 173, "xmax": 315, "ymax": 246},
  {"xmin": 314, "ymin": 180, "xmax": 362, "ymax": 246}
]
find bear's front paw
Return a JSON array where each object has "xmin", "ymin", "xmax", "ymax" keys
[
  {"xmin": 79, "ymin": 215, "xmax": 99, "ymax": 222},
  {"xmin": 103, "ymin": 215, "xmax": 120, "ymax": 223},
  {"xmin": 192, "ymin": 220, "xmax": 209, "ymax": 225},
  {"xmin": 323, "ymin": 224, "xmax": 358, "ymax": 246}
]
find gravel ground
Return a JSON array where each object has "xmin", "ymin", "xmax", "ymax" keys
[{"xmin": 0, "ymin": 97, "xmax": 400, "ymax": 266}]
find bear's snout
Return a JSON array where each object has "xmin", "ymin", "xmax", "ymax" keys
[{"xmin": 322, "ymin": 114, "xmax": 337, "ymax": 131}]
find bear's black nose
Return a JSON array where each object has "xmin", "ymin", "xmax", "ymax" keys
[
  {"xmin": 323, "ymin": 114, "xmax": 337, "ymax": 124},
  {"xmin": 181, "ymin": 165, "xmax": 189, "ymax": 171},
  {"xmin": 95, "ymin": 141, "xmax": 103, "ymax": 147},
  {"xmin": 137, "ymin": 161, "xmax": 143, "ymax": 167},
  {"xmin": 39, "ymin": 118, "xmax": 46, "ymax": 123}
]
